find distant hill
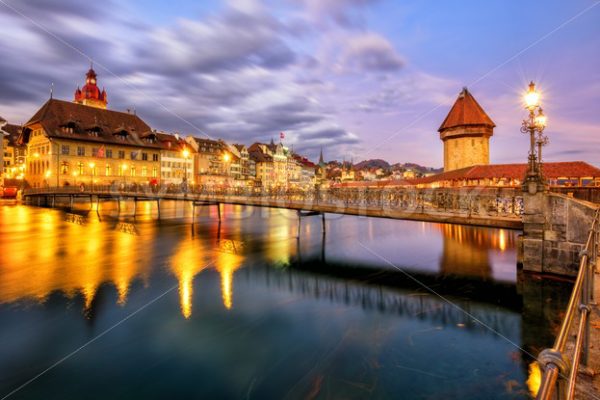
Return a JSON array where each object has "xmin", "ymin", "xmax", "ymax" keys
[
  {"xmin": 354, "ymin": 159, "xmax": 390, "ymax": 170},
  {"xmin": 392, "ymin": 162, "xmax": 442, "ymax": 174}
]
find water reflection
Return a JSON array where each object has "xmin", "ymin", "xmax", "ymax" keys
[
  {"xmin": 0, "ymin": 204, "xmax": 520, "ymax": 315},
  {"xmin": 0, "ymin": 204, "xmax": 571, "ymax": 399}
]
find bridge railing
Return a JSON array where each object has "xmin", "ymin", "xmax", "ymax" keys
[
  {"xmin": 536, "ymin": 206, "xmax": 599, "ymax": 400},
  {"xmin": 23, "ymin": 185, "xmax": 524, "ymax": 218}
]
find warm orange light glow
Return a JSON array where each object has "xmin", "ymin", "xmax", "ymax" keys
[
  {"xmin": 216, "ymin": 251, "xmax": 243, "ymax": 310},
  {"xmin": 182, "ymin": 148, "xmax": 190, "ymax": 159},
  {"xmin": 121, "ymin": 163, "xmax": 128, "ymax": 170},
  {"xmin": 524, "ymin": 81, "xmax": 540, "ymax": 109},
  {"xmin": 223, "ymin": 153, "xmax": 231, "ymax": 162},
  {"xmin": 169, "ymin": 241, "xmax": 211, "ymax": 319},
  {"xmin": 33, "ymin": 152, "xmax": 40, "ymax": 158},
  {"xmin": 526, "ymin": 362, "xmax": 542, "ymax": 397},
  {"xmin": 44, "ymin": 170, "xmax": 51, "ymax": 178},
  {"xmin": 535, "ymin": 109, "xmax": 547, "ymax": 128},
  {"xmin": 88, "ymin": 162, "xmax": 96, "ymax": 169},
  {"xmin": 499, "ymin": 229, "xmax": 506, "ymax": 251}
]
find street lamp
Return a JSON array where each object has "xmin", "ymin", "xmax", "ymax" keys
[
  {"xmin": 520, "ymin": 81, "xmax": 548, "ymax": 193},
  {"xmin": 181, "ymin": 147, "xmax": 191, "ymax": 193},
  {"xmin": 88, "ymin": 162, "xmax": 95, "ymax": 191},
  {"xmin": 121, "ymin": 163, "xmax": 128, "ymax": 190}
]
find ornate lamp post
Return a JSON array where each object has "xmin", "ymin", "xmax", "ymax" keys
[{"xmin": 521, "ymin": 81, "xmax": 548, "ymax": 194}]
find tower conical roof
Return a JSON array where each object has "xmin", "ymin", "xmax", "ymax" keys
[{"xmin": 438, "ymin": 88, "xmax": 495, "ymax": 132}]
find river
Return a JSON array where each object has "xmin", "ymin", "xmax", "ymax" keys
[{"xmin": 0, "ymin": 201, "xmax": 572, "ymax": 399}]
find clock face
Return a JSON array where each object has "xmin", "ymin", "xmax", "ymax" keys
[{"xmin": 90, "ymin": 79, "xmax": 96, "ymax": 84}]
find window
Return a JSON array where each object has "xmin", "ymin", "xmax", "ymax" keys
[
  {"xmin": 105, "ymin": 164, "xmax": 112, "ymax": 176},
  {"xmin": 142, "ymin": 166, "xmax": 147, "ymax": 177},
  {"xmin": 77, "ymin": 146, "xmax": 85, "ymax": 156},
  {"xmin": 77, "ymin": 162, "xmax": 84, "ymax": 175},
  {"xmin": 61, "ymin": 162, "xmax": 69, "ymax": 175},
  {"xmin": 61, "ymin": 145, "xmax": 70, "ymax": 155},
  {"xmin": 92, "ymin": 148, "xmax": 98, "ymax": 157},
  {"xmin": 130, "ymin": 166, "xmax": 136, "ymax": 177},
  {"xmin": 152, "ymin": 167, "xmax": 158, "ymax": 178},
  {"xmin": 106, "ymin": 149, "xmax": 113, "ymax": 158},
  {"xmin": 152, "ymin": 154, "xmax": 159, "ymax": 162},
  {"xmin": 131, "ymin": 151, "xmax": 138, "ymax": 160},
  {"xmin": 142, "ymin": 153, "xmax": 148, "ymax": 161},
  {"xmin": 118, "ymin": 150, "xmax": 125, "ymax": 159}
]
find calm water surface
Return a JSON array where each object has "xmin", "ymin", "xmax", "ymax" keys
[{"xmin": 0, "ymin": 201, "xmax": 572, "ymax": 399}]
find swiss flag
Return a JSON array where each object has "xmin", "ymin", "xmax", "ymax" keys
[
  {"xmin": 97, "ymin": 145, "xmax": 105, "ymax": 158},
  {"xmin": 280, "ymin": 132, "xmax": 285, "ymax": 139}
]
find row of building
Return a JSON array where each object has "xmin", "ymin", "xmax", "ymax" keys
[
  {"xmin": 2, "ymin": 68, "xmax": 599, "ymax": 192},
  {"xmin": 0, "ymin": 68, "xmax": 326, "ymax": 190}
]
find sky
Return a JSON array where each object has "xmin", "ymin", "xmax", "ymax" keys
[{"xmin": 0, "ymin": 0, "xmax": 598, "ymax": 168}]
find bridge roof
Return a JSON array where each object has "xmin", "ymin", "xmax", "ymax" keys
[
  {"xmin": 439, "ymin": 88, "xmax": 495, "ymax": 132},
  {"xmin": 411, "ymin": 161, "xmax": 600, "ymax": 185}
]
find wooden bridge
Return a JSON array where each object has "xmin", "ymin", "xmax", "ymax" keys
[{"xmin": 22, "ymin": 186, "xmax": 524, "ymax": 230}]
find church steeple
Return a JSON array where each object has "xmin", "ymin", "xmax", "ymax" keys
[
  {"xmin": 318, "ymin": 147, "xmax": 325, "ymax": 166},
  {"xmin": 74, "ymin": 64, "xmax": 107, "ymax": 109}
]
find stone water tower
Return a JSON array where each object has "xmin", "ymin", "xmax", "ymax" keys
[{"xmin": 438, "ymin": 88, "xmax": 495, "ymax": 172}]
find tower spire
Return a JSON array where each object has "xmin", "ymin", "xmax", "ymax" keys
[{"xmin": 74, "ymin": 65, "xmax": 107, "ymax": 109}]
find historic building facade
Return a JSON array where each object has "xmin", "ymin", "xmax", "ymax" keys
[
  {"xmin": 438, "ymin": 88, "xmax": 495, "ymax": 172},
  {"xmin": 20, "ymin": 69, "xmax": 161, "ymax": 188},
  {"xmin": 155, "ymin": 132, "xmax": 194, "ymax": 185}
]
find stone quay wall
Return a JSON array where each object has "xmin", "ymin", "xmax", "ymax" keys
[{"xmin": 521, "ymin": 192, "xmax": 598, "ymax": 276}]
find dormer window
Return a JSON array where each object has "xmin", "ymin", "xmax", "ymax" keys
[
  {"xmin": 113, "ymin": 127, "xmax": 129, "ymax": 140},
  {"xmin": 60, "ymin": 120, "xmax": 78, "ymax": 134},
  {"xmin": 141, "ymin": 132, "xmax": 158, "ymax": 144},
  {"xmin": 86, "ymin": 126, "xmax": 102, "ymax": 137}
]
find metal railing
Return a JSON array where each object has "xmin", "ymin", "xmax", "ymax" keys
[{"xmin": 536, "ymin": 207, "xmax": 599, "ymax": 400}]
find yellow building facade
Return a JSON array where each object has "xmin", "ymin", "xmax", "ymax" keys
[{"xmin": 22, "ymin": 99, "xmax": 162, "ymax": 188}]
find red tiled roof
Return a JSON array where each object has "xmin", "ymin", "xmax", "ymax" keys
[
  {"xmin": 410, "ymin": 162, "xmax": 600, "ymax": 185},
  {"xmin": 23, "ymin": 99, "xmax": 157, "ymax": 149},
  {"xmin": 439, "ymin": 88, "xmax": 495, "ymax": 131}
]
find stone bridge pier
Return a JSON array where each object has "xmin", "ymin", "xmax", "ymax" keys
[{"xmin": 521, "ymin": 189, "xmax": 597, "ymax": 276}]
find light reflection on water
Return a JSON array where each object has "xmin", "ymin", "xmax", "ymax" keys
[{"xmin": 0, "ymin": 202, "xmax": 570, "ymax": 399}]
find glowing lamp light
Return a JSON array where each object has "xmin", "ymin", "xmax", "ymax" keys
[
  {"xmin": 45, "ymin": 170, "xmax": 51, "ymax": 178},
  {"xmin": 88, "ymin": 162, "xmax": 96, "ymax": 169},
  {"xmin": 535, "ymin": 108, "xmax": 547, "ymax": 129},
  {"xmin": 182, "ymin": 148, "xmax": 190, "ymax": 159},
  {"xmin": 524, "ymin": 81, "xmax": 540, "ymax": 109},
  {"xmin": 33, "ymin": 152, "xmax": 40, "ymax": 158},
  {"xmin": 223, "ymin": 153, "xmax": 231, "ymax": 162},
  {"xmin": 121, "ymin": 164, "xmax": 128, "ymax": 170}
]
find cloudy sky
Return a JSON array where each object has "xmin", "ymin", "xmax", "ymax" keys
[{"xmin": 0, "ymin": 0, "xmax": 598, "ymax": 167}]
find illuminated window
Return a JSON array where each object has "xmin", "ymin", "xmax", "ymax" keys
[
  {"xmin": 152, "ymin": 167, "xmax": 158, "ymax": 177},
  {"xmin": 61, "ymin": 162, "xmax": 69, "ymax": 175},
  {"xmin": 130, "ymin": 166, "xmax": 136, "ymax": 177},
  {"xmin": 77, "ymin": 162, "xmax": 84, "ymax": 175},
  {"xmin": 142, "ymin": 166, "xmax": 147, "ymax": 177},
  {"xmin": 105, "ymin": 164, "xmax": 112, "ymax": 176}
]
